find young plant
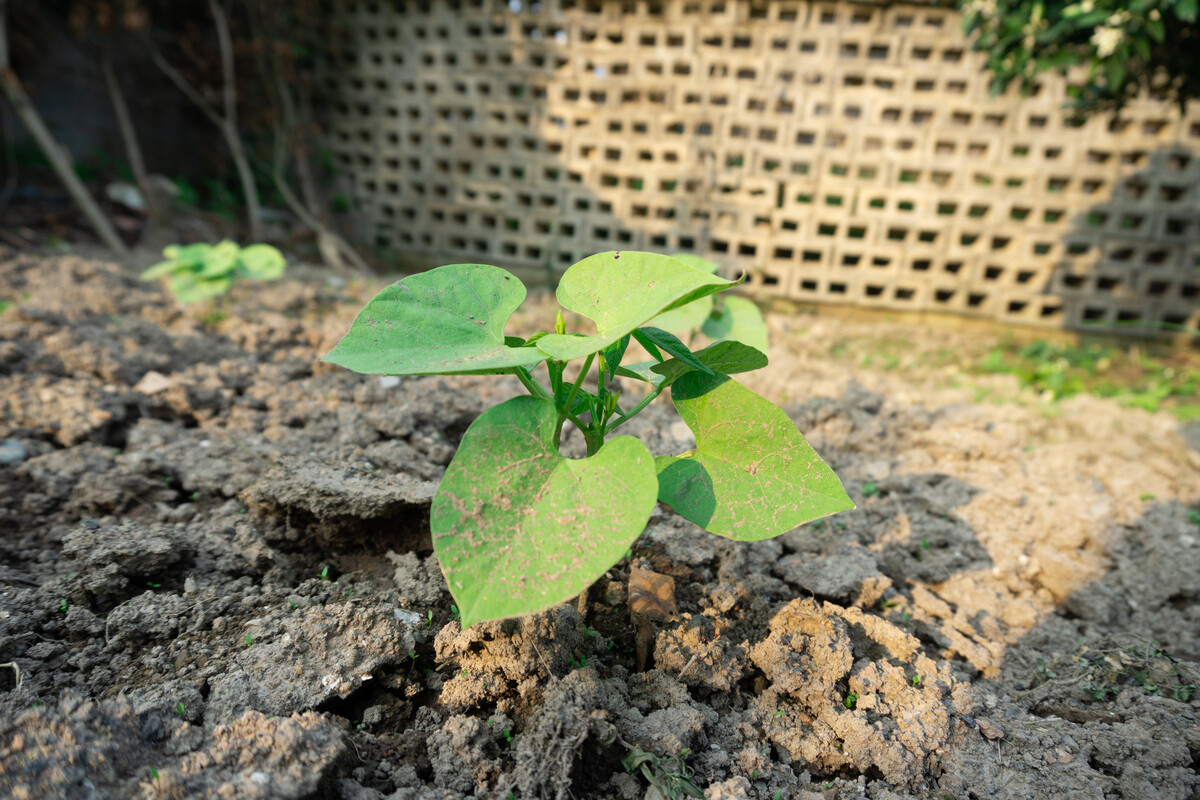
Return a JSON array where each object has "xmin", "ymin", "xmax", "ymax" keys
[
  {"xmin": 323, "ymin": 251, "xmax": 853, "ymax": 628},
  {"xmin": 140, "ymin": 240, "xmax": 286, "ymax": 304}
]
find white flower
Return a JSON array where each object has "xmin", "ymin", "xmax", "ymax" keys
[
  {"xmin": 1091, "ymin": 25, "xmax": 1123, "ymax": 58},
  {"xmin": 1080, "ymin": 0, "xmax": 1094, "ymax": 12}
]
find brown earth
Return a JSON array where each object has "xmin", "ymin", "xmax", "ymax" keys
[{"xmin": 1, "ymin": 253, "xmax": 1198, "ymax": 800}]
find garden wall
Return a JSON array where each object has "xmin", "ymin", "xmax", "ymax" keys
[{"xmin": 325, "ymin": 0, "xmax": 1200, "ymax": 332}]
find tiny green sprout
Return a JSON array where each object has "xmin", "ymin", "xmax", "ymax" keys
[
  {"xmin": 774, "ymin": 792, "xmax": 782, "ymax": 800},
  {"xmin": 919, "ymin": 539, "xmax": 932, "ymax": 550},
  {"xmin": 408, "ymin": 650, "xmax": 418, "ymax": 661},
  {"xmin": 426, "ymin": 610, "xmax": 434, "ymax": 628},
  {"xmin": 245, "ymin": 634, "xmax": 253, "ymax": 646},
  {"xmin": 1188, "ymin": 509, "xmax": 1200, "ymax": 527},
  {"xmin": 322, "ymin": 252, "xmax": 852, "ymax": 628},
  {"xmin": 288, "ymin": 599, "xmax": 299, "ymax": 609},
  {"xmin": 189, "ymin": 491, "xmax": 201, "ymax": 501},
  {"xmin": 881, "ymin": 599, "xmax": 901, "ymax": 608},
  {"xmin": 59, "ymin": 598, "xmax": 68, "ymax": 613},
  {"xmin": 461, "ymin": 668, "xmax": 470, "ymax": 677},
  {"xmin": 911, "ymin": 674, "xmax": 922, "ymax": 687},
  {"xmin": 862, "ymin": 482, "xmax": 878, "ymax": 497},
  {"xmin": 140, "ymin": 241, "xmax": 287, "ymax": 305},
  {"xmin": 902, "ymin": 610, "xmax": 911, "ymax": 628},
  {"xmin": 319, "ymin": 566, "xmax": 329, "ymax": 582},
  {"xmin": 148, "ymin": 767, "xmax": 160, "ymax": 781},
  {"xmin": 824, "ymin": 781, "xmax": 836, "ymax": 790},
  {"xmin": 174, "ymin": 701, "xmax": 186, "ymax": 717},
  {"xmin": 844, "ymin": 692, "xmax": 859, "ymax": 709},
  {"xmin": 450, "ymin": 605, "xmax": 461, "ymax": 622},
  {"xmin": 146, "ymin": 581, "xmax": 161, "ymax": 588},
  {"xmin": 773, "ymin": 710, "xmax": 786, "ymax": 718},
  {"xmin": 503, "ymin": 728, "xmax": 512, "ymax": 743},
  {"xmin": 1139, "ymin": 492, "xmax": 1156, "ymax": 501},
  {"xmin": 345, "ymin": 587, "xmax": 355, "ymax": 597}
]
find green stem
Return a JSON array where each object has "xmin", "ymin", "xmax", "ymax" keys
[
  {"xmin": 514, "ymin": 366, "xmax": 552, "ymax": 401},
  {"xmin": 561, "ymin": 353, "xmax": 594, "ymax": 415},
  {"xmin": 605, "ymin": 386, "xmax": 664, "ymax": 434}
]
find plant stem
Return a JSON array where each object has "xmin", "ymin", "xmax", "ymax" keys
[
  {"xmin": 556, "ymin": 352, "xmax": 595, "ymax": 446},
  {"xmin": 514, "ymin": 366, "xmax": 552, "ymax": 401},
  {"xmin": 606, "ymin": 386, "xmax": 665, "ymax": 434}
]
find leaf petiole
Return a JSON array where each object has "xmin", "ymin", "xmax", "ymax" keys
[
  {"xmin": 605, "ymin": 385, "xmax": 664, "ymax": 434},
  {"xmin": 514, "ymin": 366, "xmax": 552, "ymax": 401}
]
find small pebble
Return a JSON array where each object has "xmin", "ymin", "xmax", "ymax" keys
[
  {"xmin": 0, "ymin": 439, "xmax": 27, "ymax": 464},
  {"xmin": 378, "ymin": 376, "xmax": 402, "ymax": 389}
]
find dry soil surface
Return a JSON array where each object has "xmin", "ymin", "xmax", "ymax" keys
[{"xmin": 1, "ymin": 254, "xmax": 1199, "ymax": 800}]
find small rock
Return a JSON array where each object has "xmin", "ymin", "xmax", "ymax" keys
[
  {"xmin": 977, "ymin": 718, "xmax": 1004, "ymax": 740},
  {"xmin": 378, "ymin": 376, "xmax": 402, "ymax": 389},
  {"xmin": 134, "ymin": 371, "xmax": 173, "ymax": 394},
  {"xmin": 0, "ymin": 439, "xmax": 28, "ymax": 464}
]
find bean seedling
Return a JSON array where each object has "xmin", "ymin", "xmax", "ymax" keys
[
  {"xmin": 140, "ymin": 240, "xmax": 286, "ymax": 305},
  {"xmin": 324, "ymin": 251, "xmax": 853, "ymax": 628}
]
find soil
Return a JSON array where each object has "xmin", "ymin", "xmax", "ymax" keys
[{"xmin": 1, "ymin": 252, "xmax": 1199, "ymax": 800}]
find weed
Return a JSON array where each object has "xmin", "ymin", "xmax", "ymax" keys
[
  {"xmin": 911, "ymin": 674, "xmax": 922, "ymax": 687},
  {"xmin": 244, "ymin": 634, "xmax": 253, "ymax": 646},
  {"xmin": 426, "ymin": 610, "xmax": 434, "ymax": 628},
  {"xmin": 622, "ymin": 746, "xmax": 704, "ymax": 799},
  {"xmin": 148, "ymin": 767, "xmax": 160, "ymax": 780},
  {"xmin": 58, "ymin": 599, "xmax": 68, "ymax": 613},
  {"xmin": 322, "ymin": 252, "xmax": 852, "ymax": 627},
  {"xmin": 862, "ymin": 482, "xmax": 878, "ymax": 497},
  {"xmin": 568, "ymin": 653, "xmax": 589, "ymax": 670},
  {"xmin": 318, "ymin": 566, "xmax": 329, "ymax": 582},
  {"xmin": 844, "ymin": 692, "xmax": 859, "ymax": 709},
  {"xmin": 1139, "ymin": 492, "xmax": 1156, "ymax": 501},
  {"xmin": 174, "ymin": 701, "xmax": 186, "ymax": 717},
  {"xmin": 503, "ymin": 728, "xmax": 512, "ymax": 743},
  {"xmin": 146, "ymin": 581, "xmax": 161, "ymax": 588}
]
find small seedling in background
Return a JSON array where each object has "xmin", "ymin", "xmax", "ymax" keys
[
  {"xmin": 911, "ymin": 674, "xmax": 922, "ymax": 687},
  {"xmin": 1139, "ymin": 492, "xmax": 1156, "ymax": 501},
  {"xmin": 426, "ymin": 610, "xmax": 434, "ymax": 628},
  {"xmin": 244, "ymin": 634, "xmax": 253, "ymax": 646},
  {"xmin": 861, "ymin": 482, "xmax": 879, "ymax": 497},
  {"xmin": 318, "ymin": 566, "xmax": 329, "ymax": 582},
  {"xmin": 844, "ymin": 692, "xmax": 859, "ymax": 709},
  {"xmin": 503, "ymin": 728, "xmax": 512, "ymax": 743},
  {"xmin": 323, "ymin": 252, "xmax": 852, "ymax": 628},
  {"xmin": 58, "ymin": 599, "xmax": 68, "ymax": 613},
  {"xmin": 287, "ymin": 599, "xmax": 299, "ymax": 609},
  {"xmin": 140, "ymin": 241, "xmax": 286, "ymax": 305},
  {"xmin": 1189, "ymin": 510, "xmax": 1200, "ymax": 527},
  {"xmin": 146, "ymin": 581, "xmax": 161, "ymax": 588},
  {"xmin": 450, "ymin": 605, "xmax": 461, "ymax": 623},
  {"xmin": 174, "ymin": 701, "xmax": 186, "ymax": 717},
  {"xmin": 148, "ymin": 768, "xmax": 159, "ymax": 781}
]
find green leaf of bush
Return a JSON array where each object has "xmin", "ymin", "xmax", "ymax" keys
[
  {"xmin": 536, "ymin": 252, "xmax": 735, "ymax": 361},
  {"xmin": 167, "ymin": 273, "xmax": 232, "ymax": 305},
  {"xmin": 238, "ymin": 244, "xmax": 287, "ymax": 280},
  {"xmin": 702, "ymin": 295, "xmax": 769, "ymax": 355},
  {"xmin": 618, "ymin": 340, "xmax": 767, "ymax": 388},
  {"xmin": 323, "ymin": 263, "xmax": 547, "ymax": 376},
  {"xmin": 431, "ymin": 396, "xmax": 658, "ymax": 627},
  {"xmin": 656, "ymin": 374, "xmax": 854, "ymax": 540},
  {"xmin": 633, "ymin": 327, "xmax": 714, "ymax": 376},
  {"xmin": 646, "ymin": 254, "xmax": 722, "ymax": 331}
]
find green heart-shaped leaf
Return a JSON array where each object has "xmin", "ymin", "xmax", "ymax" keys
[
  {"xmin": 618, "ymin": 340, "xmax": 767, "ymax": 388},
  {"xmin": 656, "ymin": 374, "xmax": 853, "ymax": 540},
  {"xmin": 702, "ymin": 295, "xmax": 768, "ymax": 354},
  {"xmin": 195, "ymin": 241, "xmax": 240, "ymax": 278},
  {"xmin": 431, "ymin": 396, "xmax": 658, "ymax": 627},
  {"xmin": 238, "ymin": 244, "xmax": 287, "ymax": 280},
  {"xmin": 323, "ymin": 263, "xmax": 547, "ymax": 376},
  {"xmin": 536, "ymin": 252, "xmax": 736, "ymax": 361},
  {"xmin": 646, "ymin": 254, "xmax": 721, "ymax": 332},
  {"xmin": 167, "ymin": 273, "xmax": 231, "ymax": 305}
]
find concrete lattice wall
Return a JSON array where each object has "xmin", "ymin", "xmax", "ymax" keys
[{"xmin": 326, "ymin": 0, "xmax": 1200, "ymax": 332}]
